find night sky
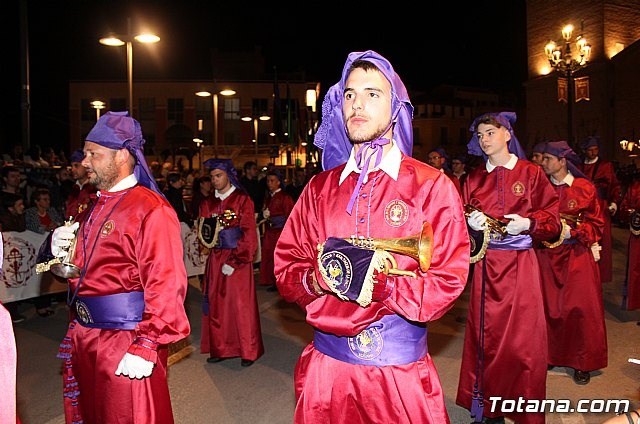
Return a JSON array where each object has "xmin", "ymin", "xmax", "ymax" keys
[{"xmin": 0, "ymin": 1, "xmax": 527, "ymax": 154}]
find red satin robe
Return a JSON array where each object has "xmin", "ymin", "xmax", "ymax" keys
[
  {"xmin": 259, "ymin": 189, "xmax": 294, "ymax": 286},
  {"xmin": 199, "ymin": 189, "xmax": 264, "ymax": 361},
  {"xmin": 621, "ymin": 180, "xmax": 640, "ymax": 310},
  {"xmin": 0, "ymin": 302, "xmax": 18, "ymax": 424},
  {"xmin": 579, "ymin": 158, "xmax": 621, "ymax": 282},
  {"xmin": 536, "ymin": 176, "xmax": 607, "ymax": 371},
  {"xmin": 64, "ymin": 185, "xmax": 191, "ymax": 424},
  {"xmin": 456, "ymin": 159, "xmax": 561, "ymax": 424},
  {"xmin": 274, "ymin": 154, "xmax": 469, "ymax": 424},
  {"xmin": 65, "ymin": 181, "xmax": 97, "ymax": 219}
]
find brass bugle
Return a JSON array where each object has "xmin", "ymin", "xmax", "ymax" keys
[
  {"xmin": 464, "ymin": 204, "xmax": 508, "ymax": 237},
  {"xmin": 50, "ymin": 218, "xmax": 82, "ymax": 279},
  {"xmin": 344, "ymin": 221, "xmax": 433, "ymax": 274}
]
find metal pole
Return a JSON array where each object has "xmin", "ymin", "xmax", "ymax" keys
[
  {"xmin": 126, "ymin": 17, "xmax": 133, "ymax": 116},
  {"xmin": 254, "ymin": 118, "xmax": 259, "ymax": 162},
  {"xmin": 213, "ymin": 93, "xmax": 219, "ymax": 157},
  {"xmin": 567, "ymin": 70, "xmax": 574, "ymax": 147}
]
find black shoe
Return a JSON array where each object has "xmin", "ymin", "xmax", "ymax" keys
[
  {"xmin": 206, "ymin": 357, "xmax": 226, "ymax": 363},
  {"xmin": 11, "ymin": 314, "xmax": 26, "ymax": 324},
  {"xmin": 266, "ymin": 284, "xmax": 278, "ymax": 292},
  {"xmin": 37, "ymin": 308, "xmax": 55, "ymax": 317},
  {"xmin": 573, "ymin": 369, "xmax": 591, "ymax": 385},
  {"xmin": 483, "ymin": 417, "xmax": 505, "ymax": 424},
  {"xmin": 240, "ymin": 359, "xmax": 254, "ymax": 367}
]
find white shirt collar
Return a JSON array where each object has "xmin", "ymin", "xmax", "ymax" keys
[
  {"xmin": 584, "ymin": 156, "xmax": 598, "ymax": 165},
  {"xmin": 215, "ymin": 185, "xmax": 236, "ymax": 200},
  {"xmin": 551, "ymin": 171, "xmax": 575, "ymax": 187},
  {"xmin": 270, "ymin": 188, "xmax": 282, "ymax": 196},
  {"xmin": 486, "ymin": 154, "xmax": 518, "ymax": 173},
  {"xmin": 98, "ymin": 174, "xmax": 137, "ymax": 196},
  {"xmin": 339, "ymin": 141, "xmax": 401, "ymax": 185}
]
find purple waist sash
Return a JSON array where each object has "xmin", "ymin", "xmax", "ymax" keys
[
  {"xmin": 313, "ymin": 314, "xmax": 428, "ymax": 366},
  {"xmin": 269, "ymin": 215, "xmax": 286, "ymax": 229},
  {"xmin": 488, "ymin": 234, "xmax": 533, "ymax": 250},
  {"xmin": 217, "ymin": 227, "xmax": 242, "ymax": 249},
  {"xmin": 74, "ymin": 292, "xmax": 144, "ymax": 330}
]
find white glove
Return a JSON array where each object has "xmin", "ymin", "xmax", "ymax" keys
[
  {"xmin": 608, "ymin": 202, "xmax": 617, "ymax": 215},
  {"xmin": 115, "ymin": 353, "xmax": 154, "ymax": 379},
  {"xmin": 504, "ymin": 214, "xmax": 531, "ymax": 235},
  {"xmin": 562, "ymin": 223, "xmax": 572, "ymax": 240},
  {"xmin": 221, "ymin": 264, "xmax": 235, "ymax": 276},
  {"xmin": 591, "ymin": 242, "xmax": 602, "ymax": 262},
  {"xmin": 262, "ymin": 208, "xmax": 270, "ymax": 219},
  {"xmin": 51, "ymin": 222, "xmax": 80, "ymax": 258},
  {"xmin": 467, "ymin": 210, "xmax": 487, "ymax": 231}
]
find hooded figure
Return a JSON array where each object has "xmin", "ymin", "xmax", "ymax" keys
[
  {"xmin": 467, "ymin": 111, "xmax": 528, "ymax": 160},
  {"xmin": 86, "ymin": 111, "xmax": 161, "ymax": 194}
]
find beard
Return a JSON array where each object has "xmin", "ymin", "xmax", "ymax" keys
[
  {"xmin": 88, "ymin": 160, "xmax": 119, "ymax": 190},
  {"xmin": 346, "ymin": 116, "xmax": 390, "ymax": 144}
]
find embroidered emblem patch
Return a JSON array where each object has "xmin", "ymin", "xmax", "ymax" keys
[
  {"xmin": 348, "ymin": 326, "xmax": 384, "ymax": 360},
  {"xmin": 567, "ymin": 199, "xmax": 578, "ymax": 210},
  {"xmin": 384, "ymin": 200, "xmax": 409, "ymax": 227},
  {"xmin": 75, "ymin": 300, "xmax": 94, "ymax": 325},
  {"xmin": 101, "ymin": 220, "xmax": 115, "ymax": 238},
  {"xmin": 321, "ymin": 251, "xmax": 353, "ymax": 295},
  {"xmin": 512, "ymin": 181, "xmax": 525, "ymax": 197}
]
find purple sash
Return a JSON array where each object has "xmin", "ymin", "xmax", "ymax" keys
[
  {"xmin": 74, "ymin": 292, "xmax": 144, "ymax": 330},
  {"xmin": 313, "ymin": 314, "xmax": 428, "ymax": 366},
  {"xmin": 269, "ymin": 215, "xmax": 286, "ymax": 229},
  {"xmin": 217, "ymin": 227, "xmax": 242, "ymax": 249},
  {"xmin": 488, "ymin": 234, "xmax": 532, "ymax": 250}
]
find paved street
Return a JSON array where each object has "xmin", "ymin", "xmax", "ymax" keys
[{"xmin": 11, "ymin": 226, "xmax": 640, "ymax": 424}]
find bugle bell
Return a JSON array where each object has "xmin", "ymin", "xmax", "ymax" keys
[
  {"xmin": 344, "ymin": 221, "xmax": 433, "ymax": 277},
  {"xmin": 50, "ymin": 219, "xmax": 82, "ymax": 279}
]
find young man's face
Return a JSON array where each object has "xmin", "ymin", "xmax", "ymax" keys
[
  {"xmin": 477, "ymin": 124, "xmax": 511, "ymax": 157},
  {"xmin": 342, "ymin": 67, "xmax": 393, "ymax": 144},
  {"xmin": 4, "ymin": 171, "xmax": 21, "ymax": 190},
  {"xmin": 531, "ymin": 152, "xmax": 544, "ymax": 165},
  {"xmin": 210, "ymin": 169, "xmax": 231, "ymax": 192},
  {"xmin": 585, "ymin": 145, "xmax": 599, "ymax": 160},
  {"xmin": 71, "ymin": 162, "xmax": 88, "ymax": 181},
  {"xmin": 451, "ymin": 159, "xmax": 465, "ymax": 174},
  {"xmin": 541, "ymin": 153, "xmax": 564, "ymax": 176},
  {"xmin": 10, "ymin": 199, "xmax": 25, "ymax": 215},
  {"xmin": 266, "ymin": 175, "xmax": 281, "ymax": 192}
]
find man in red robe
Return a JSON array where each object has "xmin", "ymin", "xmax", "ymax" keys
[
  {"xmin": 274, "ymin": 50, "xmax": 469, "ymax": 424},
  {"xmin": 64, "ymin": 149, "xmax": 97, "ymax": 219},
  {"xmin": 620, "ymin": 177, "xmax": 640, "ymax": 312},
  {"xmin": 259, "ymin": 170, "xmax": 294, "ymax": 291},
  {"xmin": 198, "ymin": 158, "xmax": 264, "ymax": 367},
  {"xmin": 537, "ymin": 140, "xmax": 607, "ymax": 385},
  {"xmin": 456, "ymin": 112, "xmax": 561, "ymax": 424},
  {"xmin": 578, "ymin": 136, "xmax": 622, "ymax": 282},
  {"xmin": 50, "ymin": 111, "xmax": 190, "ymax": 424}
]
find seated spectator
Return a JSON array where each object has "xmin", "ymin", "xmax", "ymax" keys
[
  {"xmin": 25, "ymin": 188, "xmax": 64, "ymax": 234},
  {"xmin": 0, "ymin": 193, "xmax": 26, "ymax": 232}
]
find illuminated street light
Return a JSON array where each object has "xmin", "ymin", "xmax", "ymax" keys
[
  {"xmin": 242, "ymin": 114, "xmax": 271, "ymax": 162},
  {"xmin": 99, "ymin": 18, "xmax": 160, "ymax": 116},
  {"xmin": 90, "ymin": 100, "xmax": 106, "ymax": 121},
  {"xmin": 544, "ymin": 23, "xmax": 591, "ymax": 145},
  {"xmin": 195, "ymin": 89, "xmax": 236, "ymax": 157}
]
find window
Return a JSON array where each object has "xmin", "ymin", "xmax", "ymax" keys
[
  {"xmin": 138, "ymin": 97, "xmax": 156, "ymax": 121},
  {"xmin": 440, "ymin": 127, "xmax": 449, "ymax": 145},
  {"xmin": 224, "ymin": 98, "xmax": 240, "ymax": 121},
  {"xmin": 110, "ymin": 98, "xmax": 126, "ymax": 112},
  {"xmin": 167, "ymin": 98, "xmax": 184, "ymax": 123},
  {"xmin": 459, "ymin": 128, "xmax": 468, "ymax": 145},
  {"xmin": 252, "ymin": 98, "xmax": 269, "ymax": 117}
]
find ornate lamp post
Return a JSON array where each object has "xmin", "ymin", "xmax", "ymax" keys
[
  {"xmin": 544, "ymin": 24, "xmax": 591, "ymax": 145},
  {"xmin": 195, "ymin": 89, "xmax": 236, "ymax": 158},
  {"xmin": 99, "ymin": 18, "xmax": 160, "ymax": 116},
  {"xmin": 90, "ymin": 100, "xmax": 106, "ymax": 121}
]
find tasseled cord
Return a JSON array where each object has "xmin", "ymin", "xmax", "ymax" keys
[
  {"xmin": 57, "ymin": 320, "xmax": 84, "ymax": 424},
  {"xmin": 345, "ymin": 137, "xmax": 390, "ymax": 215}
]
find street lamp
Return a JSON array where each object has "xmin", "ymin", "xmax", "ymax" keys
[
  {"xmin": 90, "ymin": 100, "xmax": 106, "ymax": 121},
  {"xmin": 544, "ymin": 23, "xmax": 591, "ymax": 145},
  {"xmin": 195, "ymin": 89, "xmax": 236, "ymax": 157},
  {"xmin": 242, "ymin": 115, "xmax": 271, "ymax": 162},
  {"xmin": 99, "ymin": 18, "xmax": 160, "ymax": 116}
]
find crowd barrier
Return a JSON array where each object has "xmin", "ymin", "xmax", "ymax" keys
[{"xmin": 1, "ymin": 223, "xmax": 206, "ymax": 303}]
